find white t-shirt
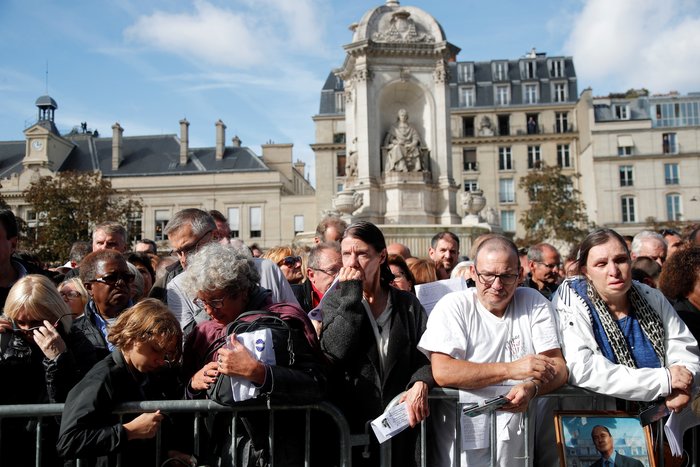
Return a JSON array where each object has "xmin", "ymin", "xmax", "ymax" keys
[{"xmin": 418, "ymin": 287, "xmax": 560, "ymax": 467}]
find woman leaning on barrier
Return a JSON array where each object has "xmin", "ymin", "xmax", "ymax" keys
[
  {"xmin": 319, "ymin": 221, "xmax": 434, "ymax": 467},
  {"xmin": 552, "ymin": 229, "xmax": 700, "ymax": 412},
  {"xmin": 0, "ymin": 274, "xmax": 97, "ymax": 466},
  {"xmin": 56, "ymin": 299, "xmax": 193, "ymax": 467}
]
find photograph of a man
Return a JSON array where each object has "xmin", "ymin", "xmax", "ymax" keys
[{"xmin": 590, "ymin": 425, "xmax": 644, "ymax": 467}]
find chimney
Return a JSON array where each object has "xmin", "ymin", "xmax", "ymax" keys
[
  {"xmin": 232, "ymin": 135, "xmax": 241, "ymax": 148},
  {"xmin": 179, "ymin": 118, "xmax": 189, "ymax": 166},
  {"xmin": 111, "ymin": 122, "xmax": 123, "ymax": 170},
  {"xmin": 215, "ymin": 119, "xmax": 226, "ymax": 160}
]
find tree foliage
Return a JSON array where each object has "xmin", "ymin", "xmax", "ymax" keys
[
  {"xmin": 517, "ymin": 164, "xmax": 590, "ymax": 246},
  {"xmin": 22, "ymin": 171, "xmax": 142, "ymax": 262}
]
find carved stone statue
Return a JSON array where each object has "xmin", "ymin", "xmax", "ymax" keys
[
  {"xmin": 345, "ymin": 137, "xmax": 358, "ymax": 180},
  {"xmin": 478, "ymin": 116, "xmax": 494, "ymax": 136},
  {"xmin": 384, "ymin": 109, "xmax": 424, "ymax": 172}
]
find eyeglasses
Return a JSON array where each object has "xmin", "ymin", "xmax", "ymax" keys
[
  {"xmin": 278, "ymin": 256, "xmax": 301, "ymax": 267},
  {"xmin": 659, "ymin": 229, "xmax": 680, "ymax": 237},
  {"xmin": 11, "ymin": 313, "xmax": 73, "ymax": 337},
  {"xmin": 193, "ymin": 297, "xmax": 225, "ymax": 310},
  {"xmin": 535, "ymin": 262, "xmax": 559, "ymax": 270},
  {"xmin": 60, "ymin": 290, "xmax": 82, "ymax": 300},
  {"xmin": 474, "ymin": 267, "xmax": 519, "ymax": 286},
  {"xmin": 311, "ymin": 267, "xmax": 340, "ymax": 277},
  {"xmin": 91, "ymin": 272, "xmax": 135, "ymax": 286},
  {"xmin": 170, "ymin": 229, "xmax": 213, "ymax": 258}
]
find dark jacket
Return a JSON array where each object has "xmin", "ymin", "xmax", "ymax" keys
[
  {"xmin": 72, "ymin": 300, "xmax": 113, "ymax": 362},
  {"xmin": 521, "ymin": 273, "xmax": 558, "ymax": 301},
  {"xmin": 671, "ymin": 297, "xmax": 700, "ymax": 343},
  {"xmin": 56, "ymin": 350, "xmax": 183, "ymax": 467},
  {"xmin": 291, "ymin": 280, "xmax": 314, "ymax": 312},
  {"xmin": 0, "ymin": 324, "xmax": 97, "ymax": 466},
  {"xmin": 590, "ymin": 453, "xmax": 644, "ymax": 467},
  {"xmin": 320, "ymin": 280, "xmax": 434, "ymax": 467}
]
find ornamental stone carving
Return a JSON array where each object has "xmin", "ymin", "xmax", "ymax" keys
[{"xmin": 372, "ymin": 10, "xmax": 435, "ymax": 44}]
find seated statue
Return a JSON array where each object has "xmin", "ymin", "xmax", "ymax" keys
[{"xmin": 384, "ymin": 109, "xmax": 425, "ymax": 172}]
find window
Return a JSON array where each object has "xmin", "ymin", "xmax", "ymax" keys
[
  {"xmin": 527, "ymin": 145, "xmax": 541, "ymax": 169},
  {"xmin": 553, "ymin": 83, "xmax": 567, "ymax": 103},
  {"xmin": 523, "ymin": 60, "xmax": 537, "ymax": 79},
  {"xmin": 127, "ymin": 211, "xmax": 142, "ymax": 243},
  {"xmin": 550, "ymin": 59, "xmax": 564, "ymax": 77},
  {"xmin": 500, "ymin": 210, "xmax": 516, "ymax": 232},
  {"xmin": 457, "ymin": 63, "xmax": 474, "ymax": 82},
  {"xmin": 619, "ymin": 165, "xmax": 634, "ymax": 187},
  {"xmin": 557, "ymin": 144, "xmax": 571, "ymax": 168},
  {"xmin": 528, "ymin": 183, "xmax": 543, "ymax": 201},
  {"xmin": 336, "ymin": 152, "xmax": 346, "ymax": 177},
  {"xmin": 497, "ymin": 115, "xmax": 510, "ymax": 136},
  {"xmin": 294, "ymin": 215, "xmax": 304, "ymax": 235},
  {"xmin": 462, "ymin": 116, "xmax": 475, "ymax": 137},
  {"xmin": 664, "ymin": 163, "xmax": 679, "ymax": 185},
  {"xmin": 555, "ymin": 112, "xmax": 569, "ymax": 133},
  {"xmin": 499, "ymin": 179, "xmax": 515, "ymax": 203},
  {"xmin": 228, "ymin": 207, "xmax": 240, "ymax": 238},
  {"xmin": 662, "ymin": 133, "xmax": 678, "ymax": 154},
  {"xmin": 524, "ymin": 84, "xmax": 538, "ymax": 104},
  {"xmin": 621, "ymin": 196, "xmax": 636, "ymax": 223},
  {"xmin": 495, "ymin": 85, "xmax": 510, "ymax": 105},
  {"xmin": 654, "ymin": 101, "xmax": 700, "ymax": 127},
  {"xmin": 667, "ymin": 194, "xmax": 682, "ymax": 221},
  {"xmin": 337, "ymin": 183, "xmax": 344, "ymax": 193},
  {"xmin": 526, "ymin": 113, "xmax": 539, "ymax": 134},
  {"xmin": 154, "ymin": 210, "xmax": 169, "ymax": 241},
  {"xmin": 618, "ymin": 146, "xmax": 632, "ymax": 156},
  {"xmin": 333, "ymin": 133, "xmax": 346, "ymax": 144},
  {"xmin": 249, "ymin": 207, "xmax": 262, "ymax": 238},
  {"xmin": 614, "ymin": 104, "xmax": 629, "ymax": 120},
  {"xmin": 334, "ymin": 92, "xmax": 345, "ymax": 113},
  {"xmin": 463, "ymin": 148, "xmax": 478, "ymax": 171},
  {"xmin": 459, "ymin": 87, "xmax": 475, "ymax": 107},
  {"xmin": 493, "ymin": 62, "xmax": 508, "ymax": 81},
  {"xmin": 464, "ymin": 180, "xmax": 479, "ymax": 192},
  {"xmin": 498, "ymin": 147, "xmax": 513, "ymax": 171}
]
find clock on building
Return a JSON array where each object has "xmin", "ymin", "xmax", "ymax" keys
[{"xmin": 31, "ymin": 139, "xmax": 44, "ymax": 150}]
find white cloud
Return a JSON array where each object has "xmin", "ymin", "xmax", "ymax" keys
[{"xmin": 564, "ymin": 0, "xmax": 700, "ymax": 94}]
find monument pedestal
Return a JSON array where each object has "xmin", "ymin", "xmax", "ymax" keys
[{"xmin": 383, "ymin": 171, "xmax": 435, "ymax": 224}]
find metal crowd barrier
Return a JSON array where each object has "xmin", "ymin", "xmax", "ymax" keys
[{"xmin": 0, "ymin": 399, "xmax": 353, "ymax": 467}]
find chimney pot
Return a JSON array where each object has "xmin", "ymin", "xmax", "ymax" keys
[
  {"xmin": 180, "ymin": 119, "xmax": 189, "ymax": 166},
  {"xmin": 215, "ymin": 119, "xmax": 226, "ymax": 160},
  {"xmin": 111, "ymin": 122, "xmax": 123, "ymax": 170}
]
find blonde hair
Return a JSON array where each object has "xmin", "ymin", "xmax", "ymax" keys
[
  {"xmin": 108, "ymin": 299, "xmax": 183, "ymax": 362},
  {"xmin": 262, "ymin": 246, "xmax": 295, "ymax": 265},
  {"xmin": 409, "ymin": 259, "xmax": 438, "ymax": 285},
  {"xmin": 4, "ymin": 275, "xmax": 72, "ymax": 333},
  {"xmin": 57, "ymin": 278, "xmax": 89, "ymax": 309}
]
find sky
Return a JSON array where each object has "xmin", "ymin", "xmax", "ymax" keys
[{"xmin": 2, "ymin": 0, "xmax": 699, "ymax": 185}]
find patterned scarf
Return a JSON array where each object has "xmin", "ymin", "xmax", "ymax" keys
[{"xmin": 586, "ymin": 281, "xmax": 665, "ymax": 368}]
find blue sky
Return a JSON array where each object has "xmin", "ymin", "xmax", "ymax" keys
[{"xmin": 2, "ymin": 0, "xmax": 699, "ymax": 184}]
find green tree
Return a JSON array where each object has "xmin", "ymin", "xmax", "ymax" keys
[
  {"xmin": 23, "ymin": 171, "xmax": 142, "ymax": 262},
  {"xmin": 517, "ymin": 164, "xmax": 590, "ymax": 246}
]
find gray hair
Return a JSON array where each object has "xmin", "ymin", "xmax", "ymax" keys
[
  {"xmin": 631, "ymin": 231, "xmax": 667, "ymax": 256},
  {"xmin": 163, "ymin": 208, "xmax": 216, "ymax": 238},
  {"xmin": 182, "ymin": 242, "xmax": 260, "ymax": 297},
  {"xmin": 450, "ymin": 260, "xmax": 473, "ymax": 279},
  {"xmin": 93, "ymin": 221, "xmax": 126, "ymax": 243},
  {"xmin": 126, "ymin": 262, "xmax": 145, "ymax": 301},
  {"xmin": 527, "ymin": 243, "xmax": 559, "ymax": 262},
  {"xmin": 308, "ymin": 242, "xmax": 341, "ymax": 270}
]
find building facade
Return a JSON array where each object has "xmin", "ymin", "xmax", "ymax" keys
[{"xmin": 0, "ymin": 96, "xmax": 316, "ymax": 250}]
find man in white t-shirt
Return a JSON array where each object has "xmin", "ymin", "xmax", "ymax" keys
[{"xmin": 418, "ymin": 235, "xmax": 567, "ymax": 466}]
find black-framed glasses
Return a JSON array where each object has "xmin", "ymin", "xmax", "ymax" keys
[
  {"xmin": 193, "ymin": 297, "xmax": 225, "ymax": 310},
  {"xmin": 474, "ymin": 267, "xmax": 519, "ymax": 286},
  {"xmin": 169, "ymin": 229, "xmax": 213, "ymax": 258},
  {"xmin": 91, "ymin": 272, "xmax": 135, "ymax": 286},
  {"xmin": 279, "ymin": 256, "xmax": 301, "ymax": 267},
  {"xmin": 535, "ymin": 261, "xmax": 559, "ymax": 270},
  {"xmin": 11, "ymin": 312, "xmax": 73, "ymax": 337},
  {"xmin": 311, "ymin": 267, "xmax": 340, "ymax": 277},
  {"xmin": 60, "ymin": 290, "xmax": 82, "ymax": 300}
]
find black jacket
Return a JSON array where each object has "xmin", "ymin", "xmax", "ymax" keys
[
  {"xmin": 291, "ymin": 280, "xmax": 314, "ymax": 312},
  {"xmin": 56, "ymin": 350, "xmax": 183, "ymax": 467},
  {"xmin": 320, "ymin": 280, "xmax": 434, "ymax": 467}
]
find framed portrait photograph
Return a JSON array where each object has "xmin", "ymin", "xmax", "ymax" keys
[{"xmin": 554, "ymin": 411, "xmax": 655, "ymax": 467}]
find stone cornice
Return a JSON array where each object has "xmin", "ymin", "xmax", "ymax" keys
[{"xmin": 309, "ymin": 143, "xmax": 347, "ymax": 151}]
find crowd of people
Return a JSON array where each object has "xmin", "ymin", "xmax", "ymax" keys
[{"xmin": 1, "ymin": 205, "xmax": 700, "ymax": 466}]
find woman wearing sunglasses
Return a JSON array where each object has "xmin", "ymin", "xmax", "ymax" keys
[
  {"xmin": 75, "ymin": 249, "xmax": 135, "ymax": 360},
  {"xmin": 0, "ymin": 274, "xmax": 97, "ymax": 466},
  {"xmin": 262, "ymin": 246, "xmax": 305, "ymax": 285}
]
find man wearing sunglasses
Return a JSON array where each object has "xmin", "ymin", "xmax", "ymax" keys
[
  {"xmin": 418, "ymin": 236, "xmax": 567, "ymax": 467},
  {"xmin": 76, "ymin": 250, "xmax": 134, "ymax": 360}
]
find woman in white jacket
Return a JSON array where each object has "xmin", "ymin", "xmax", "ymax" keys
[{"xmin": 552, "ymin": 229, "xmax": 699, "ymax": 412}]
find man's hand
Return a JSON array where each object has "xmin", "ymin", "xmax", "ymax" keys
[
  {"xmin": 123, "ymin": 411, "xmax": 164, "ymax": 440},
  {"xmin": 399, "ymin": 381, "xmax": 430, "ymax": 427},
  {"xmin": 502, "ymin": 381, "xmax": 537, "ymax": 413},
  {"xmin": 506, "ymin": 354, "xmax": 555, "ymax": 383},
  {"xmin": 666, "ymin": 389, "xmax": 691, "ymax": 413},
  {"xmin": 669, "ymin": 365, "xmax": 693, "ymax": 392}
]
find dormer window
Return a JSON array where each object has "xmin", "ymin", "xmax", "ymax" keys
[
  {"xmin": 457, "ymin": 62, "xmax": 474, "ymax": 82},
  {"xmin": 553, "ymin": 82, "xmax": 567, "ymax": 103},
  {"xmin": 493, "ymin": 62, "xmax": 508, "ymax": 81},
  {"xmin": 522, "ymin": 60, "xmax": 537, "ymax": 80},
  {"xmin": 614, "ymin": 104, "xmax": 630, "ymax": 120},
  {"xmin": 549, "ymin": 59, "xmax": 565, "ymax": 78},
  {"xmin": 335, "ymin": 92, "xmax": 345, "ymax": 113}
]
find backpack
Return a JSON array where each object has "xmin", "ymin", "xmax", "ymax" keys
[{"xmin": 207, "ymin": 310, "xmax": 295, "ymax": 406}]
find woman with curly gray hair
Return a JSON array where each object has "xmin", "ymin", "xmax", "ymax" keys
[{"xmin": 180, "ymin": 242, "xmax": 325, "ymax": 466}]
